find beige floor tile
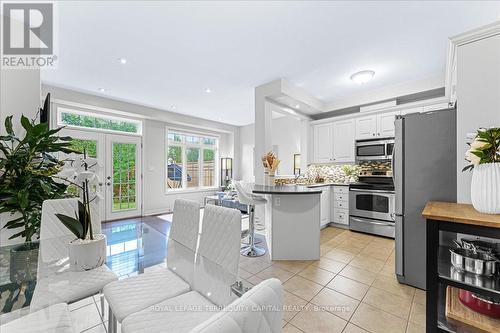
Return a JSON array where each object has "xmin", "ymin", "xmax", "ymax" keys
[
  {"xmin": 349, "ymin": 255, "xmax": 385, "ymax": 273},
  {"xmin": 298, "ymin": 265, "xmax": 336, "ymax": 286},
  {"xmin": 406, "ymin": 321, "xmax": 425, "ymax": 333},
  {"xmin": 283, "ymin": 323, "xmax": 304, "ymax": 333},
  {"xmin": 71, "ymin": 303, "xmax": 103, "ymax": 332},
  {"xmin": 326, "ymin": 275, "xmax": 369, "ymax": 301},
  {"xmin": 343, "ymin": 323, "xmax": 370, "ymax": 333},
  {"xmin": 339, "ymin": 265, "xmax": 377, "ymax": 285},
  {"xmin": 239, "ymin": 258, "xmax": 272, "ymax": 274},
  {"xmin": 310, "ymin": 287, "xmax": 360, "ymax": 321},
  {"xmin": 379, "ymin": 261, "xmax": 396, "ymax": 277},
  {"xmin": 409, "ymin": 302, "xmax": 426, "ymax": 326},
  {"xmin": 413, "ymin": 289, "xmax": 426, "ymax": 306},
  {"xmin": 320, "ymin": 243, "xmax": 336, "ymax": 256},
  {"xmin": 362, "ymin": 287, "xmax": 412, "ymax": 320},
  {"xmin": 323, "ymin": 248, "xmax": 356, "ymax": 264},
  {"xmin": 257, "ymin": 265, "xmax": 295, "ymax": 283},
  {"xmin": 371, "ymin": 275, "xmax": 415, "ymax": 300},
  {"xmin": 273, "ymin": 260, "xmax": 313, "ymax": 274},
  {"xmin": 283, "ymin": 275, "xmax": 323, "ymax": 301},
  {"xmin": 360, "ymin": 246, "xmax": 393, "ymax": 261},
  {"xmin": 246, "ymin": 275, "xmax": 264, "ymax": 286},
  {"xmin": 350, "ymin": 303, "xmax": 407, "ymax": 333},
  {"xmin": 282, "ymin": 290, "xmax": 308, "ymax": 322},
  {"xmin": 238, "ymin": 267, "xmax": 253, "ymax": 280},
  {"xmin": 312, "ymin": 257, "xmax": 346, "ymax": 274},
  {"xmin": 290, "ymin": 304, "xmax": 347, "ymax": 333}
]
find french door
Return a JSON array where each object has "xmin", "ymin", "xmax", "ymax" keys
[{"xmin": 61, "ymin": 129, "xmax": 142, "ymax": 221}]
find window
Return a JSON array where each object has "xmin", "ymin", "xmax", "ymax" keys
[
  {"xmin": 58, "ymin": 108, "xmax": 142, "ymax": 135},
  {"xmin": 166, "ymin": 130, "xmax": 218, "ymax": 190}
]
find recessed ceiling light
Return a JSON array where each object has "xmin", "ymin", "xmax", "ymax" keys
[
  {"xmin": 118, "ymin": 57, "xmax": 127, "ymax": 64},
  {"xmin": 295, "ymin": 104, "xmax": 300, "ymax": 109},
  {"xmin": 205, "ymin": 88, "xmax": 212, "ymax": 93},
  {"xmin": 98, "ymin": 87, "xmax": 105, "ymax": 93},
  {"xmin": 350, "ymin": 70, "xmax": 375, "ymax": 84},
  {"xmin": 171, "ymin": 105, "xmax": 176, "ymax": 110}
]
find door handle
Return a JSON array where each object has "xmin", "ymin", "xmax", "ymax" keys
[
  {"xmin": 106, "ymin": 182, "xmax": 111, "ymax": 186},
  {"xmin": 107, "ymin": 176, "xmax": 111, "ymax": 180},
  {"xmin": 351, "ymin": 217, "xmax": 394, "ymax": 226}
]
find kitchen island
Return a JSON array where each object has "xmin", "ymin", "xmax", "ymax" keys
[{"xmin": 252, "ymin": 185, "xmax": 322, "ymax": 260}]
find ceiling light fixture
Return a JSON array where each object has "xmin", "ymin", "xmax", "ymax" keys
[
  {"xmin": 350, "ymin": 70, "xmax": 375, "ymax": 84},
  {"xmin": 205, "ymin": 88, "xmax": 212, "ymax": 93},
  {"xmin": 98, "ymin": 87, "xmax": 105, "ymax": 93},
  {"xmin": 171, "ymin": 105, "xmax": 176, "ymax": 110},
  {"xmin": 295, "ymin": 104, "xmax": 300, "ymax": 109},
  {"xmin": 118, "ymin": 57, "xmax": 127, "ymax": 64}
]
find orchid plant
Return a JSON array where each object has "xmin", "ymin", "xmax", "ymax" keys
[
  {"xmin": 54, "ymin": 151, "xmax": 103, "ymax": 240},
  {"xmin": 463, "ymin": 127, "xmax": 500, "ymax": 172}
]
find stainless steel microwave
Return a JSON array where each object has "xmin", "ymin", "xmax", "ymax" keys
[{"xmin": 355, "ymin": 138, "xmax": 394, "ymax": 161}]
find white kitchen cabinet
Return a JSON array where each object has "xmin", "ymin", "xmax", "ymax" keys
[
  {"xmin": 332, "ymin": 119, "xmax": 355, "ymax": 162},
  {"xmin": 312, "ymin": 123, "xmax": 333, "ymax": 163},
  {"xmin": 376, "ymin": 111, "xmax": 399, "ymax": 138},
  {"xmin": 355, "ymin": 111, "xmax": 399, "ymax": 139},
  {"xmin": 331, "ymin": 186, "xmax": 349, "ymax": 226},
  {"xmin": 355, "ymin": 115, "xmax": 377, "ymax": 140},
  {"xmin": 319, "ymin": 186, "xmax": 331, "ymax": 227}
]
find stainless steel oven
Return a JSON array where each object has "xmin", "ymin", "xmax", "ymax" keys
[
  {"xmin": 349, "ymin": 188, "xmax": 395, "ymax": 238},
  {"xmin": 355, "ymin": 138, "xmax": 394, "ymax": 161}
]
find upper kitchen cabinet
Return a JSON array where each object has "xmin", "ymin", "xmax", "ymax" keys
[
  {"xmin": 355, "ymin": 115, "xmax": 377, "ymax": 139},
  {"xmin": 312, "ymin": 122, "xmax": 333, "ymax": 163},
  {"xmin": 332, "ymin": 119, "xmax": 355, "ymax": 162},
  {"xmin": 355, "ymin": 111, "xmax": 399, "ymax": 139}
]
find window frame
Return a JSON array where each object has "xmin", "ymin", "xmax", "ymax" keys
[
  {"xmin": 166, "ymin": 128, "xmax": 219, "ymax": 192},
  {"xmin": 57, "ymin": 107, "xmax": 143, "ymax": 136}
]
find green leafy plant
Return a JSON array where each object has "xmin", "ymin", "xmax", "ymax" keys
[
  {"xmin": 0, "ymin": 115, "xmax": 74, "ymax": 241},
  {"xmin": 463, "ymin": 127, "xmax": 500, "ymax": 172},
  {"xmin": 54, "ymin": 150, "xmax": 102, "ymax": 240}
]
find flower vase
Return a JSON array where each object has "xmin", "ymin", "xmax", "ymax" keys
[
  {"xmin": 68, "ymin": 234, "xmax": 107, "ymax": 271},
  {"xmin": 471, "ymin": 163, "xmax": 500, "ymax": 214}
]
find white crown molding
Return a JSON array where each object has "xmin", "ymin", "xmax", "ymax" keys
[{"xmin": 445, "ymin": 20, "xmax": 500, "ymax": 101}]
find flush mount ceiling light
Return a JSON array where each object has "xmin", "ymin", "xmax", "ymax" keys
[
  {"xmin": 295, "ymin": 104, "xmax": 300, "ymax": 109},
  {"xmin": 350, "ymin": 70, "xmax": 375, "ymax": 84},
  {"xmin": 118, "ymin": 57, "xmax": 127, "ymax": 64},
  {"xmin": 171, "ymin": 105, "xmax": 176, "ymax": 110},
  {"xmin": 205, "ymin": 88, "xmax": 212, "ymax": 93},
  {"xmin": 98, "ymin": 87, "xmax": 105, "ymax": 92}
]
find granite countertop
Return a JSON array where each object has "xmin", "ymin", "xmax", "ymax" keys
[
  {"xmin": 252, "ymin": 184, "xmax": 323, "ymax": 195},
  {"xmin": 304, "ymin": 182, "xmax": 351, "ymax": 188}
]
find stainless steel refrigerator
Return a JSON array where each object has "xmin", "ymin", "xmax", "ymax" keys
[{"xmin": 394, "ymin": 109, "xmax": 456, "ymax": 290}]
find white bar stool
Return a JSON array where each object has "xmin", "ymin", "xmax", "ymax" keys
[{"xmin": 235, "ymin": 181, "xmax": 267, "ymax": 257}]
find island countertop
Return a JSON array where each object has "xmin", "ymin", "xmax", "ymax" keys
[{"xmin": 252, "ymin": 184, "xmax": 323, "ymax": 195}]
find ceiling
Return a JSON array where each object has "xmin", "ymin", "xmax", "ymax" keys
[{"xmin": 41, "ymin": 1, "xmax": 500, "ymax": 126}]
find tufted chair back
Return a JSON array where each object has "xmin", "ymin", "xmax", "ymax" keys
[
  {"xmin": 194, "ymin": 204, "xmax": 241, "ymax": 307},
  {"xmin": 40, "ymin": 198, "xmax": 101, "ymax": 264},
  {"xmin": 166, "ymin": 199, "xmax": 201, "ymax": 286},
  {"xmin": 190, "ymin": 278, "xmax": 283, "ymax": 333}
]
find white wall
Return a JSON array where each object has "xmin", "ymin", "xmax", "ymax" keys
[
  {"xmin": 456, "ymin": 34, "xmax": 500, "ymax": 203},
  {"xmin": 0, "ymin": 68, "xmax": 41, "ymax": 245},
  {"xmin": 42, "ymin": 84, "xmax": 240, "ymax": 215},
  {"xmin": 239, "ymin": 115, "xmax": 302, "ymax": 181}
]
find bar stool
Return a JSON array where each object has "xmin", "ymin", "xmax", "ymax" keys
[{"xmin": 235, "ymin": 181, "xmax": 267, "ymax": 257}]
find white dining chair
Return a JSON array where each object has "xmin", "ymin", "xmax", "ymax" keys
[
  {"xmin": 104, "ymin": 199, "xmax": 200, "ymax": 332},
  {"xmin": 30, "ymin": 199, "xmax": 117, "ymax": 313},
  {"xmin": 120, "ymin": 204, "xmax": 243, "ymax": 333}
]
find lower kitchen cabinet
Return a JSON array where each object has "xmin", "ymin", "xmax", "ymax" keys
[
  {"xmin": 319, "ymin": 186, "xmax": 331, "ymax": 227},
  {"xmin": 331, "ymin": 185, "xmax": 349, "ymax": 226}
]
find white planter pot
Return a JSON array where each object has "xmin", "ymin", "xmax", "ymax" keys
[
  {"xmin": 471, "ymin": 163, "xmax": 500, "ymax": 214},
  {"xmin": 68, "ymin": 234, "xmax": 106, "ymax": 271}
]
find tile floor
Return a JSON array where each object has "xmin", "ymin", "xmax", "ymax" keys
[{"xmin": 69, "ymin": 223, "xmax": 426, "ymax": 333}]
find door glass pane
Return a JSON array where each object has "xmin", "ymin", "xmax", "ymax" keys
[
  {"xmin": 355, "ymin": 194, "xmax": 389, "ymax": 213},
  {"xmin": 203, "ymin": 149, "xmax": 215, "ymax": 187},
  {"xmin": 112, "ymin": 142, "xmax": 137, "ymax": 211},
  {"xmin": 167, "ymin": 146, "xmax": 183, "ymax": 189},
  {"xmin": 186, "ymin": 147, "xmax": 200, "ymax": 188}
]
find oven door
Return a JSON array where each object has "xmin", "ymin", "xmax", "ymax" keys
[
  {"xmin": 349, "ymin": 189, "xmax": 395, "ymax": 221},
  {"xmin": 355, "ymin": 141, "xmax": 388, "ymax": 161}
]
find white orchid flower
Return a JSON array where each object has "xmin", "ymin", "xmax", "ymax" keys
[
  {"xmin": 470, "ymin": 139, "xmax": 489, "ymax": 150},
  {"xmin": 465, "ymin": 149, "xmax": 481, "ymax": 166}
]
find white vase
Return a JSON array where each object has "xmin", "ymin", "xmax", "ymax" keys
[
  {"xmin": 68, "ymin": 234, "xmax": 107, "ymax": 271},
  {"xmin": 470, "ymin": 163, "xmax": 500, "ymax": 214}
]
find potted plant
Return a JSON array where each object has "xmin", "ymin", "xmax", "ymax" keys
[
  {"xmin": 0, "ymin": 115, "xmax": 73, "ymax": 282},
  {"xmin": 463, "ymin": 127, "xmax": 500, "ymax": 214},
  {"xmin": 54, "ymin": 151, "xmax": 106, "ymax": 271}
]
